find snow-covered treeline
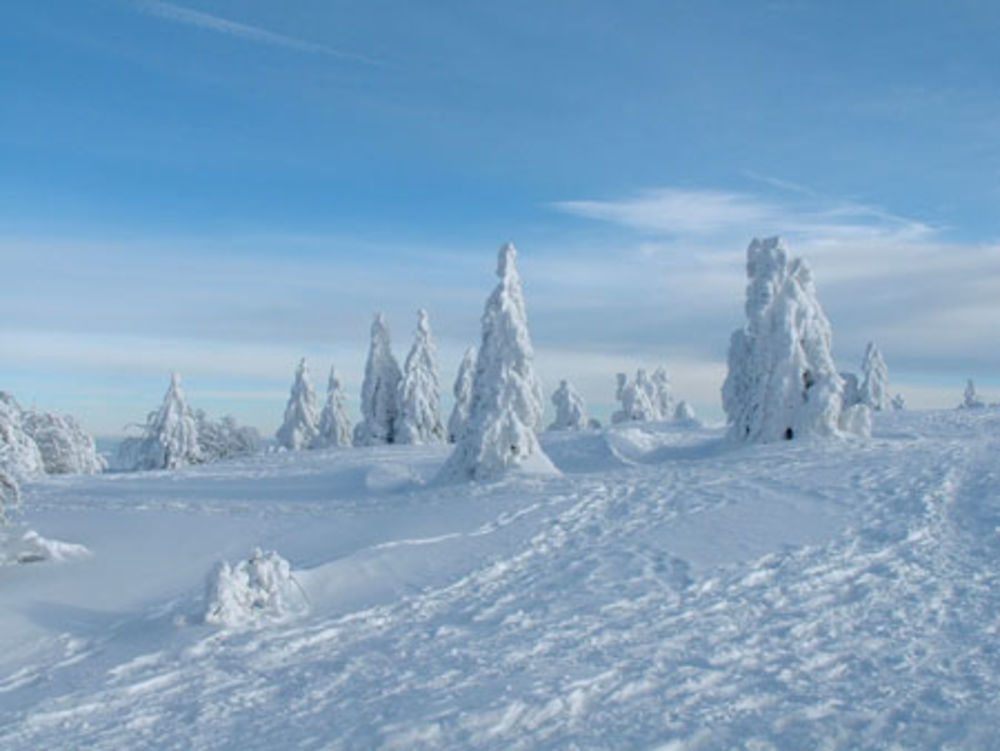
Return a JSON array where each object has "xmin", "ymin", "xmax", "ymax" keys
[{"xmin": 0, "ymin": 391, "xmax": 104, "ymax": 479}]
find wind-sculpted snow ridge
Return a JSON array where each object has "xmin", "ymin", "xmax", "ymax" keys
[
  {"xmin": 2, "ymin": 410, "xmax": 1000, "ymax": 750},
  {"xmin": 723, "ymin": 236, "xmax": 870, "ymax": 443},
  {"xmin": 204, "ymin": 548, "xmax": 308, "ymax": 628}
]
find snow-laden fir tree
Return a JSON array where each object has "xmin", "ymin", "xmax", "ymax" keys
[
  {"xmin": 276, "ymin": 358, "xmax": 319, "ymax": 450},
  {"xmin": 548, "ymin": 379, "xmax": 588, "ymax": 431},
  {"xmin": 840, "ymin": 372, "xmax": 861, "ymax": 408},
  {"xmin": 195, "ymin": 411, "xmax": 261, "ymax": 461},
  {"xmin": 447, "ymin": 346, "xmax": 477, "ymax": 443},
  {"xmin": 0, "ymin": 469, "xmax": 17, "ymax": 526},
  {"xmin": 722, "ymin": 236, "xmax": 869, "ymax": 442},
  {"xmin": 354, "ymin": 313, "xmax": 403, "ymax": 446},
  {"xmin": 674, "ymin": 400, "xmax": 698, "ymax": 424},
  {"xmin": 116, "ymin": 373, "xmax": 202, "ymax": 470},
  {"xmin": 22, "ymin": 410, "xmax": 105, "ymax": 475},
  {"xmin": 891, "ymin": 393, "xmax": 906, "ymax": 411},
  {"xmin": 961, "ymin": 379, "xmax": 985, "ymax": 409},
  {"xmin": 650, "ymin": 367, "xmax": 675, "ymax": 419},
  {"xmin": 395, "ymin": 310, "xmax": 445, "ymax": 445},
  {"xmin": 0, "ymin": 392, "xmax": 44, "ymax": 479},
  {"xmin": 439, "ymin": 243, "xmax": 556, "ymax": 480},
  {"xmin": 611, "ymin": 372, "xmax": 659, "ymax": 423},
  {"xmin": 313, "ymin": 366, "xmax": 352, "ymax": 448},
  {"xmin": 860, "ymin": 341, "xmax": 890, "ymax": 411}
]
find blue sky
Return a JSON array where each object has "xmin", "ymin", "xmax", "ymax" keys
[{"xmin": 3, "ymin": 0, "xmax": 1000, "ymax": 435}]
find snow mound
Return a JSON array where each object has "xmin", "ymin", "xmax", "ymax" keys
[
  {"xmin": 204, "ymin": 549, "xmax": 308, "ymax": 628},
  {"xmin": 1, "ymin": 528, "xmax": 92, "ymax": 565}
]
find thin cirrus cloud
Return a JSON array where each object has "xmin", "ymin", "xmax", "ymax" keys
[{"xmin": 134, "ymin": 0, "xmax": 383, "ymax": 66}]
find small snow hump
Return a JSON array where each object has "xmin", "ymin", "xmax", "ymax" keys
[{"xmin": 204, "ymin": 549, "xmax": 308, "ymax": 628}]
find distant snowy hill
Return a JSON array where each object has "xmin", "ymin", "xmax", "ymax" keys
[{"xmin": 1, "ymin": 409, "xmax": 999, "ymax": 750}]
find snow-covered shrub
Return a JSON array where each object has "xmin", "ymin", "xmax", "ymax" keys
[
  {"xmin": 447, "ymin": 346, "xmax": 477, "ymax": 443},
  {"xmin": 439, "ymin": 243, "xmax": 556, "ymax": 481},
  {"xmin": 0, "ymin": 392, "xmax": 44, "ymax": 479},
  {"xmin": 721, "ymin": 236, "xmax": 867, "ymax": 442},
  {"xmin": 860, "ymin": 341, "xmax": 890, "ymax": 411},
  {"xmin": 115, "ymin": 373, "xmax": 202, "ymax": 471},
  {"xmin": 961, "ymin": 379, "xmax": 985, "ymax": 409},
  {"xmin": 354, "ymin": 313, "xmax": 403, "ymax": 446},
  {"xmin": 204, "ymin": 548, "xmax": 308, "ymax": 628},
  {"xmin": 22, "ymin": 410, "xmax": 106, "ymax": 475},
  {"xmin": 313, "ymin": 366, "xmax": 352, "ymax": 448},
  {"xmin": 195, "ymin": 411, "xmax": 260, "ymax": 461},
  {"xmin": 674, "ymin": 400, "xmax": 699, "ymax": 425},
  {"xmin": 548, "ymin": 379, "xmax": 588, "ymax": 431},
  {"xmin": 395, "ymin": 310, "xmax": 444, "ymax": 445},
  {"xmin": 891, "ymin": 393, "xmax": 906, "ymax": 411},
  {"xmin": 276, "ymin": 358, "xmax": 319, "ymax": 450}
]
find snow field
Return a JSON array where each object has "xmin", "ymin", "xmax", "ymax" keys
[{"xmin": 0, "ymin": 410, "xmax": 998, "ymax": 749}]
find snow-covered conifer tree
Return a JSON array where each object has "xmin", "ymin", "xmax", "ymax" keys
[
  {"xmin": 447, "ymin": 346, "xmax": 477, "ymax": 443},
  {"xmin": 840, "ymin": 372, "xmax": 861, "ymax": 408},
  {"xmin": 721, "ymin": 236, "xmax": 867, "ymax": 442},
  {"xmin": 651, "ymin": 367, "xmax": 675, "ymax": 420},
  {"xmin": 313, "ymin": 366, "xmax": 352, "ymax": 448},
  {"xmin": 962, "ymin": 379, "xmax": 984, "ymax": 409},
  {"xmin": 674, "ymin": 400, "xmax": 698, "ymax": 424},
  {"xmin": 439, "ymin": 243, "xmax": 556, "ymax": 480},
  {"xmin": 891, "ymin": 393, "xmax": 906, "ymax": 411},
  {"xmin": 395, "ymin": 310, "xmax": 444, "ymax": 445},
  {"xmin": 22, "ymin": 410, "xmax": 105, "ymax": 475},
  {"xmin": 0, "ymin": 469, "xmax": 17, "ymax": 525},
  {"xmin": 116, "ymin": 373, "xmax": 202, "ymax": 470},
  {"xmin": 353, "ymin": 313, "xmax": 403, "ymax": 446},
  {"xmin": 612, "ymin": 372, "xmax": 659, "ymax": 423},
  {"xmin": 860, "ymin": 341, "xmax": 890, "ymax": 411},
  {"xmin": 548, "ymin": 379, "xmax": 588, "ymax": 431},
  {"xmin": 276, "ymin": 359, "xmax": 319, "ymax": 450}
]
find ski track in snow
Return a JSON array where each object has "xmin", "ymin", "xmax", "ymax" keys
[{"xmin": 1, "ymin": 412, "xmax": 999, "ymax": 749}]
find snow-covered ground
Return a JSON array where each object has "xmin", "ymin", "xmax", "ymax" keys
[{"xmin": 1, "ymin": 409, "xmax": 999, "ymax": 750}]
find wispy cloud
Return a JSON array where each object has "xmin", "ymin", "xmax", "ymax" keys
[{"xmin": 135, "ymin": 0, "xmax": 382, "ymax": 66}]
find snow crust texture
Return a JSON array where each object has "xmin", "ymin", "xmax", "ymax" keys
[
  {"xmin": 722, "ymin": 236, "xmax": 869, "ymax": 442},
  {"xmin": 440, "ymin": 243, "xmax": 556, "ymax": 480},
  {"xmin": 354, "ymin": 314, "xmax": 403, "ymax": 446}
]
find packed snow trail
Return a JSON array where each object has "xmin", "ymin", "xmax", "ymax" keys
[{"xmin": 1, "ymin": 412, "xmax": 999, "ymax": 749}]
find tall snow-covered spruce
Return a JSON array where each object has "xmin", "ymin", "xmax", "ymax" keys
[
  {"xmin": 313, "ymin": 366, "xmax": 352, "ymax": 448},
  {"xmin": 116, "ymin": 373, "xmax": 202, "ymax": 470},
  {"xmin": 275, "ymin": 358, "xmax": 319, "ymax": 450},
  {"xmin": 354, "ymin": 313, "xmax": 403, "ymax": 446},
  {"xmin": 860, "ymin": 341, "xmax": 890, "ymax": 411},
  {"xmin": 439, "ymin": 243, "xmax": 557, "ymax": 481},
  {"xmin": 447, "ymin": 346, "xmax": 477, "ymax": 443},
  {"xmin": 722, "ymin": 236, "xmax": 869, "ymax": 443},
  {"xmin": 548, "ymin": 379, "xmax": 588, "ymax": 431},
  {"xmin": 395, "ymin": 310, "xmax": 444, "ymax": 445}
]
